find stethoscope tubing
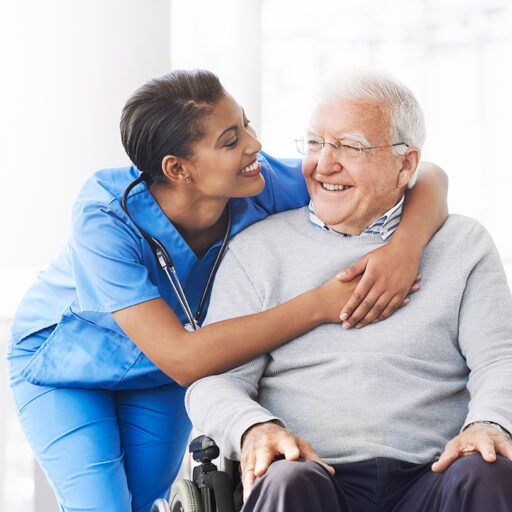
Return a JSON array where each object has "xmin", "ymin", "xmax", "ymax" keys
[{"xmin": 120, "ymin": 174, "xmax": 232, "ymax": 331}]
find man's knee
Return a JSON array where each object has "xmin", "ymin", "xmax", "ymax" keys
[
  {"xmin": 243, "ymin": 459, "xmax": 340, "ymax": 511},
  {"xmin": 444, "ymin": 453, "xmax": 512, "ymax": 507},
  {"xmin": 261, "ymin": 458, "xmax": 329, "ymax": 491},
  {"xmin": 449, "ymin": 453, "xmax": 512, "ymax": 486}
]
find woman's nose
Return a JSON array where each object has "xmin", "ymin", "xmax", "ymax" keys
[{"xmin": 245, "ymin": 129, "xmax": 262, "ymax": 155}]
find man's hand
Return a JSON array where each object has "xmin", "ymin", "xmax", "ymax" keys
[
  {"xmin": 240, "ymin": 421, "xmax": 334, "ymax": 502},
  {"xmin": 432, "ymin": 422, "xmax": 512, "ymax": 472}
]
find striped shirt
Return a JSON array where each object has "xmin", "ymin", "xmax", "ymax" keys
[{"xmin": 308, "ymin": 196, "xmax": 404, "ymax": 240}]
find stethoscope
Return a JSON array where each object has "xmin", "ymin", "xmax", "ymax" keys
[{"xmin": 121, "ymin": 173, "xmax": 232, "ymax": 331}]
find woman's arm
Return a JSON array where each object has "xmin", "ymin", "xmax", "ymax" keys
[
  {"xmin": 112, "ymin": 274, "xmax": 358, "ymax": 387},
  {"xmin": 338, "ymin": 161, "xmax": 448, "ymax": 328}
]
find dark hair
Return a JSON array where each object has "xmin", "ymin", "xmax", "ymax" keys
[{"xmin": 120, "ymin": 69, "xmax": 225, "ymax": 185}]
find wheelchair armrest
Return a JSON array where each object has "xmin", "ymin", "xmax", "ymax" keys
[{"xmin": 189, "ymin": 435, "xmax": 220, "ymax": 464}]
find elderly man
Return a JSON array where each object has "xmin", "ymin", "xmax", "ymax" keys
[{"xmin": 185, "ymin": 70, "xmax": 512, "ymax": 511}]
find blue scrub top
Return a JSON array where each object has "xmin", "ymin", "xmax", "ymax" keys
[{"xmin": 9, "ymin": 152, "xmax": 308, "ymax": 390}]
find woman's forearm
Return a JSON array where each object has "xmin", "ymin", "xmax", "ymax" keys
[
  {"xmin": 113, "ymin": 277, "xmax": 357, "ymax": 387},
  {"xmin": 177, "ymin": 276, "xmax": 358, "ymax": 384},
  {"xmin": 175, "ymin": 288, "xmax": 330, "ymax": 385},
  {"xmin": 393, "ymin": 161, "xmax": 448, "ymax": 255}
]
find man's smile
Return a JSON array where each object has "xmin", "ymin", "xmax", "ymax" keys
[{"xmin": 320, "ymin": 182, "xmax": 353, "ymax": 191}]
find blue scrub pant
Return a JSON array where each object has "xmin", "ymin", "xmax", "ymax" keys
[
  {"xmin": 7, "ymin": 328, "xmax": 191, "ymax": 512},
  {"xmin": 243, "ymin": 455, "xmax": 512, "ymax": 511}
]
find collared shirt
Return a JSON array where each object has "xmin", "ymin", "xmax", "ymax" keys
[{"xmin": 308, "ymin": 195, "xmax": 404, "ymax": 240}]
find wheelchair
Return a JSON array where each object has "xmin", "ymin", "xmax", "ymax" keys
[{"xmin": 151, "ymin": 435, "xmax": 241, "ymax": 512}]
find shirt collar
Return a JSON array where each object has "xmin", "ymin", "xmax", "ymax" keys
[{"xmin": 308, "ymin": 195, "xmax": 404, "ymax": 240}]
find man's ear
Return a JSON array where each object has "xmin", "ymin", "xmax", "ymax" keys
[
  {"xmin": 161, "ymin": 155, "xmax": 192, "ymax": 185},
  {"xmin": 397, "ymin": 147, "xmax": 421, "ymax": 189}
]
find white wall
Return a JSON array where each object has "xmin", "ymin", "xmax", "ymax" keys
[
  {"xmin": 170, "ymin": 0, "xmax": 262, "ymax": 132},
  {"xmin": 0, "ymin": 0, "xmax": 172, "ymax": 317},
  {"xmin": 260, "ymin": 0, "xmax": 512, "ymax": 283},
  {"xmin": 0, "ymin": 1, "xmax": 172, "ymax": 510}
]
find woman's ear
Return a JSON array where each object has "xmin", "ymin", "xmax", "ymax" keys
[
  {"xmin": 161, "ymin": 155, "xmax": 192, "ymax": 185},
  {"xmin": 397, "ymin": 147, "xmax": 421, "ymax": 189}
]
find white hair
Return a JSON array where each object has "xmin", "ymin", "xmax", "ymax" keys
[{"xmin": 317, "ymin": 68, "xmax": 426, "ymax": 187}]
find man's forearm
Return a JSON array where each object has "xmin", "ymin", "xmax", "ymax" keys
[
  {"xmin": 458, "ymin": 221, "xmax": 512, "ymax": 438},
  {"xmin": 185, "ymin": 372, "xmax": 283, "ymax": 460}
]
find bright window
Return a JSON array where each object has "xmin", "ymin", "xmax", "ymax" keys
[{"xmin": 261, "ymin": 0, "xmax": 512, "ymax": 274}]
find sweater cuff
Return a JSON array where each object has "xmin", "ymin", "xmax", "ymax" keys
[
  {"xmin": 226, "ymin": 413, "xmax": 286, "ymax": 461},
  {"xmin": 463, "ymin": 421, "xmax": 512, "ymax": 440}
]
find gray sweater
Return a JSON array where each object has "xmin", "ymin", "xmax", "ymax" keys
[{"xmin": 185, "ymin": 208, "xmax": 512, "ymax": 465}]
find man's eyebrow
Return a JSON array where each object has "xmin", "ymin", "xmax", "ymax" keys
[
  {"xmin": 336, "ymin": 132, "xmax": 370, "ymax": 146},
  {"xmin": 305, "ymin": 130, "xmax": 370, "ymax": 146}
]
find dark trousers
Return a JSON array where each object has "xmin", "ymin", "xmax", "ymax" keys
[{"xmin": 243, "ymin": 454, "xmax": 512, "ymax": 511}]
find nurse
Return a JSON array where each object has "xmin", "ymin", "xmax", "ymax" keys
[{"xmin": 7, "ymin": 69, "xmax": 447, "ymax": 512}]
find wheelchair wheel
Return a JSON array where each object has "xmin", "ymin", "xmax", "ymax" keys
[
  {"xmin": 169, "ymin": 479, "xmax": 202, "ymax": 512},
  {"xmin": 151, "ymin": 498, "xmax": 171, "ymax": 512}
]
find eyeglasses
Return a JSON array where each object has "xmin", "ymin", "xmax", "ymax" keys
[{"xmin": 294, "ymin": 138, "xmax": 409, "ymax": 156}]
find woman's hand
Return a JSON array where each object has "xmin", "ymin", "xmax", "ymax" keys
[
  {"xmin": 336, "ymin": 242, "xmax": 422, "ymax": 329},
  {"xmin": 333, "ymin": 161, "xmax": 447, "ymax": 330},
  {"xmin": 316, "ymin": 274, "xmax": 362, "ymax": 324}
]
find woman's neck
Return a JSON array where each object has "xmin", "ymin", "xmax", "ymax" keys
[{"xmin": 150, "ymin": 183, "xmax": 229, "ymax": 258}]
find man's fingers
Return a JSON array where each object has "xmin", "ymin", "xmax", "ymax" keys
[
  {"xmin": 240, "ymin": 451, "xmax": 256, "ymax": 477},
  {"xmin": 243, "ymin": 443, "xmax": 280, "ymax": 500},
  {"xmin": 299, "ymin": 441, "xmax": 335, "ymax": 475},
  {"xmin": 432, "ymin": 452, "xmax": 457, "ymax": 472},
  {"xmin": 432, "ymin": 443, "xmax": 461, "ymax": 472},
  {"xmin": 252, "ymin": 435, "xmax": 300, "ymax": 477},
  {"xmin": 253, "ymin": 447, "xmax": 278, "ymax": 477},
  {"xmin": 431, "ymin": 427, "xmax": 512, "ymax": 478},
  {"xmin": 496, "ymin": 439, "xmax": 512, "ymax": 461},
  {"xmin": 242, "ymin": 466, "xmax": 256, "ymax": 502},
  {"xmin": 475, "ymin": 437, "xmax": 496, "ymax": 462},
  {"xmin": 281, "ymin": 438, "xmax": 301, "ymax": 461}
]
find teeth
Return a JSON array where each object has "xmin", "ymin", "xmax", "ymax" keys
[
  {"xmin": 241, "ymin": 161, "xmax": 258, "ymax": 173},
  {"xmin": 322, "ymin": 183, "xmax": 351, "ymax": 191}
]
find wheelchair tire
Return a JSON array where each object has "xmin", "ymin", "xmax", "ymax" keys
[
  {"xmin": 151, "ymin": 498, "xmax": 171, "ymax": 512},
  {"xmin": 169, "ymin": 479, "xmax": 202, "ymax": 512}
]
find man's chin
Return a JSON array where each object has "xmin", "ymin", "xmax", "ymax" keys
[
  {"xmin": 314, "ymin": 211, "xmax": 365, "ymax": 236},
  {"xmin": 327, "ymin": 223, "xmax": 365, "ymax": 236},
  {"xmin": 313, "ymin": 206, "xmax": 348, "ymax": 230}
]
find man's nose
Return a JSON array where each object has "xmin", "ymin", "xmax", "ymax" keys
[{"xmin": 316, "ymin": 145, "xmax": 342, "ymax": 175}]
